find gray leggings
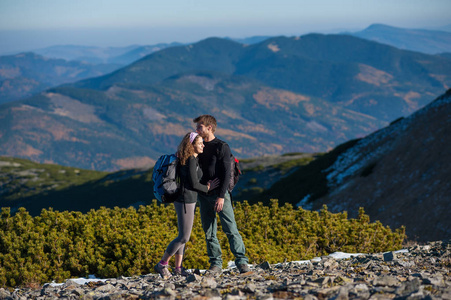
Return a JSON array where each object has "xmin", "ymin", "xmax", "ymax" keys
[{"xmin": 165, "ymin": 202, "xmax": 196, "ymax": 256}]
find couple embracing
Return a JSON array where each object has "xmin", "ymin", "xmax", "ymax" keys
[{"xmin": 154, "ymin": 115, "xmax": 250, "ymax": 278}]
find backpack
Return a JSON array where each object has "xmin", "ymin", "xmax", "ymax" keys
[
  {"xmin": 217, "ymin": 141, "xmax": 242, "ymax": 193},
  {"xmin": 229, "ymin": 156, "xmax": 242, "ymax": 193},
  {"xmin": 152, "ymin": 154, "xmax": 181, "ymax": 203}
]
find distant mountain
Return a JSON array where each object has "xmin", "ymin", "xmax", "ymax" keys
[
  {"xmin": 0, "ymin": 72, "xmax": 384, "ymax": 171},
  {"xmin": 107, "ymin": 43, "xmax": 183, "ymax": 65},
  {"xmin": 33, "ymin": 43, "xmax": 182, "ymax": 65},
  {"xmin": 255, "ymin": 89, "xmax": 451, "ymax": 242},
  {"xmin": 75, "ymin": 34, "xmax": 451, "ymax": 121},
  {"xmin": 32, "ymin": 45, "xmax": 137, "ymax": 64},
  {"xmin": 432, "ymin": 23, "xmax": 451, "ymax": 33},
  {"xmin": 349, "ymin": 24, "xmax": 451, "ymax": 54},
  {"xmin": 0, "ymin": 53, "xmax": 120, "ymax": 103},
  {"xmin": 229, "ymin": 36, "xmax": 273, "ymax": 44},
  {"xmin": 1, "ymin": 35, "xmax": 450, "ymax": 170}
]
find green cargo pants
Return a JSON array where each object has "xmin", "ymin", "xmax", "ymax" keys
[{"xmin": 198, "ymin": 191, "xmax": 249, "ymax": 268}]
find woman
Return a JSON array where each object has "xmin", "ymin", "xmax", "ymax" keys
[{"xmin": 154, "ymin": 132, "xmax": 219, "ymax": 279}]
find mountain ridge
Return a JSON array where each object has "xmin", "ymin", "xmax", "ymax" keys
[
  {"xmin": 1, "ymin": 34, "xmax": 450, "ymax": 171},
  {"xmin": 350, "ymin": 23, "xmax": 451, "ymax": 55}
]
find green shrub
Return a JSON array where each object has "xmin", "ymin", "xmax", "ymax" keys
[{"xmin": 0, "ymin": 200, "xmax": 405, "ymax": 287}]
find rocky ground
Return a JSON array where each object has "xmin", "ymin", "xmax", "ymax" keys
[{"xmin": 1, "ymin": 240, "xmax": 450, "ymax": 299}]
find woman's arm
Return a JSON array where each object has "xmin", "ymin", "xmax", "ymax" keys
[{"xmin": 188, "ymin": 156, "xmax": 209, "ymax": 193}]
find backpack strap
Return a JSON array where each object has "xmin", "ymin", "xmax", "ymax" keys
[{"xmin": 215, "ymin": 139, "xmax": 227, "ymax": 159}]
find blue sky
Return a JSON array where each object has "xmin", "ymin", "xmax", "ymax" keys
[{"xmin": 0, "ymin": 0, "xmax": 450, "ymax": 54}]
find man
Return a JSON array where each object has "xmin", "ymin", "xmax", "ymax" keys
[{"xmin": 194, "ymin": 115, "xmax": 250, "ymax": 275}]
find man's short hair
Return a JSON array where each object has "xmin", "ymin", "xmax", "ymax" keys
[{"xmin": 193, "ymin": 115, "xmax": 217, "ymax": 133}]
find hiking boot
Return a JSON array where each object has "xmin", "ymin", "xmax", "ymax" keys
[
  {"xmin": 154, "ymin": 262, "xmax": 172, "ymax": 279},
  {"xmin": 204, "ymin": 265, "xmax": 222, "ymax": 276},
  {"xmin": 237, "ymin": 263, "xmax": 251, "ymax": 273},
  {"xmin": 173, "ymin": 266, "xmax": 190, "ymax": 277}
]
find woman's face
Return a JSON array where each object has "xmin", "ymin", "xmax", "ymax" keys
[{"xmin": 193, "ymin": 137, "xmax": 204, "ymax": 154}]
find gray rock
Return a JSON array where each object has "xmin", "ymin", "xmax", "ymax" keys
[
  {"xmin": 332, "ymin": 287, "xmax": 349, "ymax": 300},
  {"xmin": 383, "ymin": 251, "xmax": 396, "ymax": 261},
  {"xmin": 373, "ymin": 275, "xmax": 400, "ymax": 287},
  {"xmin": 5, "ymin": 240, "xmax": 451, "ymax": 300},
  {"xmin": 202, "ymin": 288, "xmax": 221, "ymax": 298},
  {"xmin": 186, "ymin": 273, "xmax": 202, "ymax": 283},
  {"xmin": 257, "ymin": 261, "xmax": 271, "ymax": 270},
  {"xmin": 395, "ymin": 278, "xmax": 421, "ymax": 297},
  {"xmin": 94, "ymin": 283, "xmax": 116, "ymax": 293},
  {"xmin": 349, "ymin": 283, "xmax": 370, "ymax": 299},
  {"xmin": 0, "ymin": 288, "xmax": 12, "ymax": 300},
  {"xmin": 201, "ymin": 277, "xmax": 218, "ymax": 289},
  {"xmin": 242, "ymin": 283, "xmax": 257, "ymax": 293},
  {"xmin": 423, "ymin": 275, "xmax": 445, "ymax": 287}
]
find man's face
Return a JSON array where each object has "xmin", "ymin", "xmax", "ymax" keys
[{"xmin": 196, "ymin": 123, "xmax": 210, "ymax": 139}]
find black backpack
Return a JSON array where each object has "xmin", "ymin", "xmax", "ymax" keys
[{"xmin": 217, "ymin": 141, "xmax": 242, "ymax": 193}]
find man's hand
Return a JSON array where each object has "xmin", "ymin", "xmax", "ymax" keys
[{"xmin": 214, "ymin": 197, "xmax": 224, "ymax": 212}]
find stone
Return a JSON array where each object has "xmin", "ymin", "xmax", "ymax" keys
[
  {"xmin": 94, "ymin": 283, "xmax": 116, "ymax": 293},
  {"xmin": 242, "ymin": 283, "xmax": 257, "ymax": 293},
  {"xmin": 203, "ymin": 288, "xmax": 221, "ymax": 298},
  {"xmin": 186, "ymin": 273, "xmax": 202, "ymax": 283},
  {"xmin": 384, "ymin": 251, "xmax": 396, "ymax": 261},
  {"xmin": 373, "ymin": 275, "xmax": 400, "ymax": 287},
  {"xmin": 334, "ymin": 287, "xmax": 350, "ymax": 300},
  {"xmin": 201, "ymin": 277, "xmax": 218, "ymax": 289},
  {"xmin": 349, "ymin": 283, "xmax": 370, "ymax": 299},
  {"xmin": 5, "ymin": 240, "xmax": 451, "ymax": 300},
  {"xmin": 423, "ymin": 275, "xmax": 445, "ymax": 286},
  {"xmin": 395, "ymin": 278, "xmax": 421, "ymax": 297},
  {"xmin": 257, "ymin": 261, "xmax": 271, "ymax": 270},
  {"xmin": 0, "ymin": 288, "xmax": 12, "ymax": 300}
]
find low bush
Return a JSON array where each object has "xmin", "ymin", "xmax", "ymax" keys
[{"xmin": 0, "ymin": 200, "xmax": 405, "ymax": 287}]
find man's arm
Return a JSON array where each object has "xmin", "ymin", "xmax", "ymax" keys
[
  {"xmin": 215, "ymin": 142, "xmax": 231, "ymax": 212},
  {"xmin": 218, "ymin": 143, "xmax": 232, "ymax": 199}
]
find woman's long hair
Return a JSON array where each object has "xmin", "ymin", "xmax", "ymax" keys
[{"xmin": 177, "ymin": 133, "xmax": 201, "ymax": 165}]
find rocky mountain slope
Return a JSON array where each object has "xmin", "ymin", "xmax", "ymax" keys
[
  {"xmin": 2, "ymin": 240, "xmax": 450, "ymax": 299},
  {"xmin": 312, "ymin": 89, "xmax": 451, "ymax": 242},
  {"xmin": 1, "ymin": 34, "xmax": 450, "ymax": 170},
  {"xmin": 258, "ymin": 89, "xmax": 451, "ymax": 242}
]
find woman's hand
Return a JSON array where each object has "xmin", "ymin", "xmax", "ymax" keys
[{"xmin": 207, "ymin": 178, "xmax": 220, "ymax": 191}]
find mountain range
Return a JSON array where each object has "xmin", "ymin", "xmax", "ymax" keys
[
  {"xmin": 32, "ymin": 43, "xmax": 183, "ymax": 65},
  {"xmin": 0, "ymin": 53, "xmax": 120, "ymax": 104},
  {"xmin": 1, "ymin": 33, "xmax": 450, "ymax": 170},
  {"xmin": 2, "ymin": 24, "xmax": 450, "ymax": 105}
]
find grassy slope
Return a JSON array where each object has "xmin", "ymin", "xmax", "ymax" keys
[
  {"xmin": 1, "ymin": 152, "xmax": 316, "ymax": 216},
  {"xmin": 0, "ymin": 156, "xmax": 153, "ymax": 216}
]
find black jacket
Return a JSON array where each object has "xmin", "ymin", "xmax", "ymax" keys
[
  {"xmin": 177, "ymin": 155, "xmax": 208, "ymax": 203},
  {"xmin": 198, "ymin": 138, "xmax": 232, "ymax": 198}
]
